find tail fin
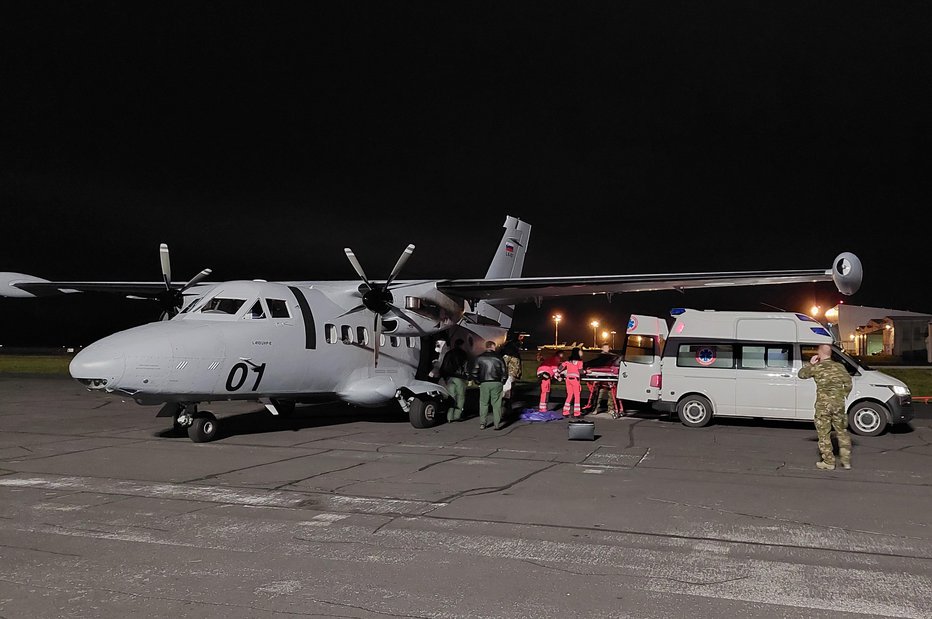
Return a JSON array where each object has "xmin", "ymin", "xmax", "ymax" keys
[{"xmin": 476, "ymin": 215, "xmax": 532, "ymax": 329}]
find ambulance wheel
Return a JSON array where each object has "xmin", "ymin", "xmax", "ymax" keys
[
  {"xmin": 188, "ymin": 412, "xmax": 219, "ymax": 442},
  {"xmin": 848, "ymin": 402, "xmax": 887, "ymax": 437},
  {"xmin": 409, "ymin": 398, "xmax": 439, "ymax": 429},
  {"xmin": 677, "ymin": 395, "xmax": 713, "ymax": 428}
]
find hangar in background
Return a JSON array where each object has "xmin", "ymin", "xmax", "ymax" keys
[{"xmin": 824, "ymin": 304, "xmax": 931, "ymax": 362}]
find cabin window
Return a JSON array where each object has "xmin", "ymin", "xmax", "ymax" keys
[
  {"xmin": 340, "ymin": 325, "xmax": 353, "ymax": 344},
  {"xmin": 244, "ymin": 300, "xmax": 266, "ymax": 319},
  {"xmin": 200, "ymin": 297, "xmax": 246, "ymax": 315},
  {"xmin": 677, "ymin": 344, "xmax": 734, "ymax": 369},
  {"xmin": 407, "ymin": 337, "xmax": 417, "ymax": 348},
  {"xmin": 266, "ymin": 299, "xmax": 290, "ymax": 318},
  {"xmin": 623, "ymin": 334, "xmax": 656, "ymax": 364},
  {"xmin": 325, "ymin": 324, "xmax": 337, "ymax": 344},
  {"xmin": 390, "ymin": 336, "xmax": 400, "ymax": 347},
  {"xmin": 357, "ymin": 326, "xmax": 369, "ymax": 345}
]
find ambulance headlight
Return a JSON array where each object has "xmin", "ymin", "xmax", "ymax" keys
[{"xmin": 879, "ymin": 384, "xmax": 910, "ymax": 396}]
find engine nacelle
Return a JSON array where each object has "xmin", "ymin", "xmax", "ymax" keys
[{"xmin": 832, "ymin": 252, "xmax": 862, "ymax": 296}]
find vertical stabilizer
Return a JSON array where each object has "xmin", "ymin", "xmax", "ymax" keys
[{"xmin": 475, "ymin": 216, "xmax": 531, "ymax": 329}]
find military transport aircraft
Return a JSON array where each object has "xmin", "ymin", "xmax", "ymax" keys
[{"xmin": 0, "ymin": 216, "xmax": 862, "ymax": 442}]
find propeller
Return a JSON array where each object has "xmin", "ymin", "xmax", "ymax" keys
[
  {"xmin": 155, "ymin": 243, "xmax": 212, "ymax": 320},
  {"xmin": 342, "ymin": 244, "xmax": 415, "ymax": 366}
]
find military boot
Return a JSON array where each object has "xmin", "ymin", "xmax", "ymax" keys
[
  {"xmin": 839, "ymin": 448, "xmax": 852, "ymax": 470},
  {"xmin": 815, "ymin": 460, "xmax": 835, "ymax": 470}
]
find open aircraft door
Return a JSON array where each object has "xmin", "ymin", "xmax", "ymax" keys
[{"xmin": 617, "ymin": 314, "xmax": 669, "ymax": 405}]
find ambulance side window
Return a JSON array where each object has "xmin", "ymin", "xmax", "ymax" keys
[{"xmin": 677, "ymin": 344, "xmax": 734, "ymax": 368}]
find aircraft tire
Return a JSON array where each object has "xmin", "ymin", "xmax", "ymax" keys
[
  {"xmin": 408, "ymin": 397, "xmax": 439, "ymax": 429},
  {"xmin": 188, "ymin": 412, "xmax": 219, "ymax": 442},
  {"xmin": 677, "ymin": 394, "xmax": 713, "ymax": 428}
]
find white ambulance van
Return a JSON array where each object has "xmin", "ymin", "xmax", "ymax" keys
[{"xmin": 616, "ymin": 309, "xmax": 913, "ymax": 436}]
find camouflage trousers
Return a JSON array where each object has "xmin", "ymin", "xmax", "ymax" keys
[{"xmin": 814, "ymin": 401, "xmax": 852, "ymax": 466}]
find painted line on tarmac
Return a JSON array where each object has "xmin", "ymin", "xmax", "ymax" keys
[{"xmin": 0, "ymin": 473, "xmax": 445, "ymax": 515}]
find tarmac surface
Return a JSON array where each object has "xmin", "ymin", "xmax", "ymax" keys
[{"xmin": 1, "ymin": 376, "xmax": 932, "ymax": 618}]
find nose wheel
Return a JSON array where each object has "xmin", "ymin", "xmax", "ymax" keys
[{"xmin": 187, "ymin": 412, "xmax": 219, "ymax": 442}]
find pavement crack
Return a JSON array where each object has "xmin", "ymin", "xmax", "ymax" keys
[
  {"xmin": 184, "ymin": 452, "xmax": 324, "ymax": 484},
  {"xmin": 304, "ymin": 597, "xmax": 431, "ymax": 618},
  {"xmin": 416, "ymin": 455, "xmax": 460, "ymax": 472},
  {"xmin": 437, "ymin": 462, "xmax": 558, "ymax": 503},
  {"xmin": 0, "ymin": 542, "xmax": 82, "ymax": 558},
  {"xmin": 272, "ymin": 461, "xmax": 366, "ymax": 490},
  {"xmin": 93, "ymin": 401, "xmax": 111, "ymax": 409}
]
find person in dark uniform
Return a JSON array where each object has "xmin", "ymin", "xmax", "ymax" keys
[
  {"xmin": 440, "ymin": 339, "xmax": 468, "ymax": 422},
  {"xmin": 470, "ymin": 341, "xmax": 508, "ymax": 430}
]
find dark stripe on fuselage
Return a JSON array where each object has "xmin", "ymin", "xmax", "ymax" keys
[{"xmin": 288, "ymin": 286, "xmax": 316, "ymax": 350}]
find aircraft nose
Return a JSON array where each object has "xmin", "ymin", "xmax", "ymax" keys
[{"xmin": 70, "ymin": 344, "xmax": 125, "ymax": 391}]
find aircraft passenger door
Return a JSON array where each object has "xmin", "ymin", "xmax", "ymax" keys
[
  {"xmin": 734, "ymin": 343, "xmax": 797, "ymax": 418},
  {"xmin": 617, "ymin": 314, "xmax": 669, "ymax": 403}
]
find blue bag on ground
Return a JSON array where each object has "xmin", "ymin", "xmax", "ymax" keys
[{"xmin": 519, "ymin": 409, "xmax": 564, "ymax": 422}]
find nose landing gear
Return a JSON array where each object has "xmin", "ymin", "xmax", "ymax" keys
[{"xmin": 158, "ymin": 403, "xmax": 220, "ymax": 443}]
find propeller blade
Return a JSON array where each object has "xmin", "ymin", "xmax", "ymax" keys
[
  {"xmin": 344, "ymin": 248, "xmax": 372, "ymax": 287},
  {"xmin": 385, "ymin": 244, "xmax": 415, "ymax": 288},
  {"xmin": 373, "ymin": 313, "xmax": 382, "ymax": 368},
  {"xmin": 182, "ymin": 268, "xmax": 212, "ymax": 291},
  {"xmin": 159, "ymin": 243, "xmax": 172, "ymax": 290},
  {"xmin": 387, "ymin": 304, "xmax": 426, "ymax": 334},
  {"xmin": 337, "ymin": 304, "xmax": 368, "ymax": 319}
]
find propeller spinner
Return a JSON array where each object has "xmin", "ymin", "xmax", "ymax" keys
[{"xmin": 342, "ymin": 244, "xmax": 415, "ymax": 366}]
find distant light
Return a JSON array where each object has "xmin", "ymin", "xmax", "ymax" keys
[
  {"xmin": 810, "ymin": 305, "xmax": 821, "ymax": 316},
  {"xmin": 601, "ymin": 331, "xmax": 609, "ymax": 339},
  {"xmin": 590, "ymin": 320, "xmax": 599, "ymax": 328},
  {"xmin": 885, "ymin": 324, "xmax": 892, "ymax": 330}
]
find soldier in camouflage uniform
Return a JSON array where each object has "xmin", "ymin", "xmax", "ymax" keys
[{"xmin": 798, "ymin": 344, "xmax": 853, "ymax": 470}]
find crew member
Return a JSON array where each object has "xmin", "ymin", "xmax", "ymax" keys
[
  {"xmin": 559, "ymin": 348, "xmax": 585, "ymax": 418},
  {"xmin": 501, "ymin": 341, "xmax": 522, "ymax": 408},
  {"xmin": 471, "ymin": 340, "xmax": 508, "ymax": 430},
  {"xmin": 798, "ymin": 344, "xmax": 853, "ymax": 470},
  {"xmin": 536, "ymin": 350, "xmax": 564, "ymax": 412},
  {"xmin": 440, "ymin": 339, "xmax": 469, "ymax": 422}
]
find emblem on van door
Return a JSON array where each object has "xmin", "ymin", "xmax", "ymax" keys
[
  {"xmin": 627, "ymin": 316, "xmax": 638, "ymax": 332},
  {"xmin": 696, "ymin": 347, "xmax": 717, "ymax": 366}
]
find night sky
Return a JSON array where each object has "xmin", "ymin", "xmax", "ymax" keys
[{"xmin": 1, "ymin": 2, "xmax": 930, "ymax": 347}]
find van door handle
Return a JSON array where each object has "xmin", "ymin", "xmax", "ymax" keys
[{"xmin": 780, "ymin": 373, "xmax": 792, "ymax": 378}]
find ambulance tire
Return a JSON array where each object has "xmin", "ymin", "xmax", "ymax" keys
[
  {"xmin": 188, "ymin": 412, "xmax": 219, "ymax": 442},
  {"xmin": 409, "ymin": 397, "xmax": 440, "ymax": 429},
  {"xmin": 677, "ymin": 394, "xmax": 713, "ymax": 428},
  {"xmin": 848, "ymin": 401, "xmax": 887, "ymax": 437}
]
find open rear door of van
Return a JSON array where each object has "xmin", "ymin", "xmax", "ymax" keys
[{"xmin": 617, "ymin": 314, "xmax": 670, "ymax": 404}]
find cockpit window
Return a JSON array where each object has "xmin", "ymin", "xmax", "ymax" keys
[
  {"xmin": 180, "ymin": 297, "xmax": 203, "ymax": 313},
  {"xmin": 200, "ymin": 297, "xmax": 247, "ymax": 315},
  {"xmin": 266, "ymin": 299, "xmax": 290, "ymax": 318},
  {"xmin": 245, "ymin": 300, "xmax": 266, "ymax": 319}
]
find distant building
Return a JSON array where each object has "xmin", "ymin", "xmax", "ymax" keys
[{"xmin": 824, "ymin": 303, "xmax": 932, "ymax": 362}]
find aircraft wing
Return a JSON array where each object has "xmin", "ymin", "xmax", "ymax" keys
[
  {"xmin": 0, "ymin": 274, "xmax": 213, "ymax": 299},
  {"xmin": 437, "ymin": 257, "xmax": 860, "ymax": 304}
]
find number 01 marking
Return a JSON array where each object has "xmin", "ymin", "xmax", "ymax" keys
[{"xmin": 225, "ymin": 362, "xmax": 266, "ymax": 391}]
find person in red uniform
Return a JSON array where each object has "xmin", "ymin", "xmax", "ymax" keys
[
  {"xmin": 536, "ymin": 350, "xmax": 564, "ymax": 412},
  {"xmin": 559, "ymin": 348, "xmax": 584, "ymax": 417}
]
